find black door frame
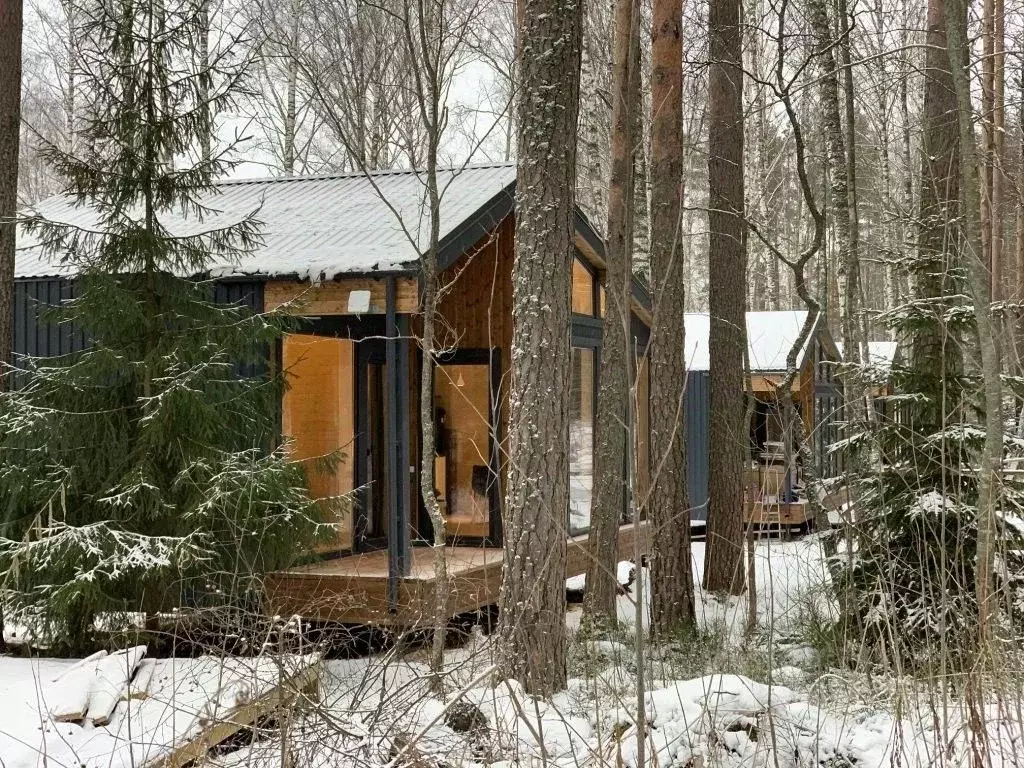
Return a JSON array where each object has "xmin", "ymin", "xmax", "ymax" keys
[
  {"xmin": 282, "ymin": 314, "xmax": 395, "ymax": 557},
  {"xmin": 355, "ymin": 338, "xmax": 390, "ymax": 552}
]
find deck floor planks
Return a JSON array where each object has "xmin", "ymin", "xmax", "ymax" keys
[{"xmin": 265, "ymin": 521, "xmax": 649, "ymax": 627}]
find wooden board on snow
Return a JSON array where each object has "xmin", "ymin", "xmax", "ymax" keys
[
  {"xmin": 0, "ymin": 653, "xmax": 323, "ymax": 768},
  {"xmin": 86, "ymin": 645, "xmax": 147, "ymax": 726},
  {"xmin": 48, "ymin": 659, "xmax": 102, "ymax": 723},
  {"xmin": 123, "ymin": 657, "xmax": 157, "ymax": 701},
  {"xmin": 146, "ymin": 658, "xmax": 322, "ymax": 768}
]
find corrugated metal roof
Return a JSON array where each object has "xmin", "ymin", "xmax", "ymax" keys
[
  {"xmin": 684, "ymin": 310, "xmax": 821, "ymax": 372},
  {"xmin": 16, "ymin": 163, "xmax": 517, "ymax": 279}
]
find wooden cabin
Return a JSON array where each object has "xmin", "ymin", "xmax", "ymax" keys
[
  {"xmin": 683, "ymin": 311, "xmax": 842, "ymax": 529},
  {"xmin": 14, "ymin": 163, "xmax": 652, "ymax": 628},
  {"xmin": 837, "ymin": 340, "xmax": 902, "ymax": 416}
]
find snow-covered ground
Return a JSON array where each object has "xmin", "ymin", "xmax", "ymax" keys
[{"xmin": 3, "ymin": 538, "xmax": 1024, "ymax": 767}]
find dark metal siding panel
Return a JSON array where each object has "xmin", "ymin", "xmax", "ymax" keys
[
  {"xmin": 212, "ymin": 280, "xmax": 264, "ymax": 314},
  {"xmin": 685, "ymin": 370, "xmax": 710, "ymax": 521},
  {"xmin": 212, "ymin": 280, "xmax": 267, "ymax": 380},
  {"xmin": 13, "ymin": 277, "xmax": 264, "ymax": 362},
  {"xmin": 12, "ymin": 278, "xmax": 86, "ymax": 361},
  {"xmin": 571, "ymin": 315, "xmax": 603, "ymax": 348},
  {"xmin": 630, "ymin": 311, "xmax": 650, "ymax": 354}
]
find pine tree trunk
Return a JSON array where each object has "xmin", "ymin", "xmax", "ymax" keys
[
  {"xmin": 582, "ymin": 0, "xmax": 638, "ymax": 629},
  {"xmin": 648, "ymin": 0, "xmax": 695, "ymax": 633},
  {"xmin": 703, "ymin": 0, "xmax": 746, "ymax": 596},
  {"xmin": 496, "ymin": 0, "xmax": 582, "ymax": 696},
  {"xmin": 0, "ymin": 0, "xmax": 22, "ymax": 398},
  {"xmin": 1016, "ymin": 64, "xmax": 1024, "ymax": 364},
  {"xmin": 0, "ymin": 0, "xmax": 20, "ymax": 655},
  {"xmin": 900, "ymin": 64, "xmax": 914, "ymax": 305},
  {"xmin": 915, "ymin": 0, "xmax": 960, "ymax": 372},
  {"xmin": 942, "ymin": 0, "xmax": 1005, "ymax": 650}
]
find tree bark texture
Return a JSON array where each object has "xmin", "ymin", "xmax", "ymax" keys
[
  {"xmin": 583, "ymin": 0, "xmax": 639, "ymax": 628},
  {"xmin": 648, "ymin": 0, "xmax": 695, "ymax": 633},
  {"xmin": 496, "ymin": 0, "xmax": 582, "ymax": 696},
  {"xmin": 577, "ymin": 0, "xmax": 612, "ymax": 232},
  {"xmin": 0, "ymin": 0, "xmax": 22, "ymax": 395},
  {"xmin": 914, "ymin": 0, "xmax": 961, "ymax": 374},
  {"xmin": 942, "ymin": 0, "xmax": 1005, "ymax": 649},
  {"xmin": 703, "ymin": 0, "xmax": 746, "ymax": 595}
]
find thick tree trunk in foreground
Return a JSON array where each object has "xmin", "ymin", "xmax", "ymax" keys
[
  {"xmin": 0, "ymin": 0, "xmax": 22, "ymax": 396},
  {"xmin": 496, "ymin": 0, "xmax": 582, "ymax": 696},
  {"xmin": 915, "ymin": 0, "xmax": 960, "ymax": 372},
  {"xmin": 648, "ymin": 0, "xmax": 695, "ymax": 633},
  {"xmin": 942, "ymin": 0, "xmax": 1005, "ymax": 649},
  {"xmin": 703, "ymin": 0, "xmax": 746, "ymax": 595},
  {"xmin": 0, "ymin": 0, "xmax": 21, "ymax": 656},
  {"xmin": 583, "ymin": 0, "xmax": 639, "ymax": 628}
]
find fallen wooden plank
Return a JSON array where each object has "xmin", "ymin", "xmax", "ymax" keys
[
  {"xmin": 87, "ymin": 645, "xmax": 147, "ymax": 726},
  {"xmin": 50, "ymin": 650, "xmax": 107, "ymax": 683},
  {"xmin": 145, "ymin": 660, "xmax": 322, "ymax": 768},
  {"xmin": 122, "ymin": 657, "xmax": 157, "ymax": 701},
  {"xmin": 48, "ymin": 662, "xmax": 99, "ymax": 723}
]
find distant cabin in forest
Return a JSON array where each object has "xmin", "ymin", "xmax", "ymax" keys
[
  {"xmin": 13, "ymin": 163, "xmax": 653, "ymax": 627},
  {"xmin": 684, "ymin": 310, "xmax": 842, "ymax": 523},
  {"xmin": 836, "ymin": 340, "xmax": 902, "ymax": 415}
]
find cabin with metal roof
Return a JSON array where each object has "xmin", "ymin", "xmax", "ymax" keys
[
  {"xmin": 14, "ymin": 163, "xmax": 652, "ymax": 627},
  {"xmin": 684, "ymin": 310, "xmax": 842, "ymax": 529}
]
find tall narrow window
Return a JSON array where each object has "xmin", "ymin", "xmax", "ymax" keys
[
  {"xmin": 569, "ymin": 347, "xmax": 595, "ymax": 534},
  {"xmin": 281, "ymin": 334, "xmax": 355, "ymax": 551},
  {"xmin": 434, "ymin": 361, "xmax": 492, "ymax": 539},
  {"xmin": 572, "ymin": 257, "xmax": 596, "ymax": 315}
]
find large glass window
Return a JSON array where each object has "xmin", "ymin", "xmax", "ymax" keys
[
  {"xmin": 434, "ymin": 362, "xmax": 492, "ymax": 539},
  {"xmin": 572, "ymin": 258, "xmax": 596, "ymax": 316},
  {"xmin": 569, "ymin": 347, "xmax": 595, "ymax": 535},
  {"xmin": 281, "ymin": 335, "xmax": 355, "ymax": 551}
]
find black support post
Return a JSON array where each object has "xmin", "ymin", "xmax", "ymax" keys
[{"xmin": 385, "ymin": 278, "xmax": 411, "ymax": 611}]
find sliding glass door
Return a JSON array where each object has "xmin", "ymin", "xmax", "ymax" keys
[{"xmin": 433, "ymin": 356, "xmax": 497, "ymax": 540}]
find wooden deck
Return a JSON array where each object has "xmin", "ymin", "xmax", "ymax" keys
[
  {"xmin": 265, "ymin": 521, "xmax": 649, "ymax": 627},
  {"xmin": 743, "ymin": 500, "xmax": 812, "ymax": 527}
]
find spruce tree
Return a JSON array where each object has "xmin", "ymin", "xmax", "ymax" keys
[
  {"xmin": 0, "ymin": 0, "xmax": 326, "ymax": 653},
  {"xmin": 837, "ymin": 0, "xmax": 1022, "ymax": 660}
]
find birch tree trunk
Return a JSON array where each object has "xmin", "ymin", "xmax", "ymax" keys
[
  {"xmin": 648, "ymin": 0, "xmax": 695, "ymax": 633},
  {"xmin": 806, "ymin": 0, "xmax": 859, "ymax": 375},
  {"xmin": 991, "ymin": 0, "xmax": 1005, "ymax": 303},
  {"xmin": 942, "ymin": 0, "xmax": 1005, "ymax": 649},
  {"xmin": 583, "ymin": 0, "xmax": 639, "ymax": 628},
  {"xmin": 578, "ymin": 0, "xmax": 612, "ymax": 231},
  {"xmin": 703, "ymin": 0, "xmax": 746, "ymax": 596},
  {"xmin": 496, "ymin": 0, "xmax": 582, "ymax": 696}
]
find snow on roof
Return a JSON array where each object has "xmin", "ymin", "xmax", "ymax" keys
[
  {"xmin": 684, "ymin": 311, "xmax": 821, "ymax": 372},
  {"xmin": 15, "ymin": 163, "xmax": 517, "ymax": 280},
  {"xmin": 836, "ymin": 340, "xmax": 899, "ymax": 372}
]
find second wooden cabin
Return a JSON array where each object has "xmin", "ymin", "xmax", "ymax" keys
[{"xmin": 683, "ymin": 310, "xmax": 843, "ymax": 530}]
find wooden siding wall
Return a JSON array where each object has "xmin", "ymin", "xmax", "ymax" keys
[
  {"xmin": 436, "ymin": 216, "xmax": 515, "ymax": 355},
  {"xmin": 266, "ymin": 278, "xmax": 418, "ymax": 315},
  {"xmin": 419, "ymin": 216, "xmax": 515, "ymax": 535}
]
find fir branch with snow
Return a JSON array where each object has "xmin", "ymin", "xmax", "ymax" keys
[{"xmin": 0, "ymin": 0, "xmax": 331, "ymax": 654}]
